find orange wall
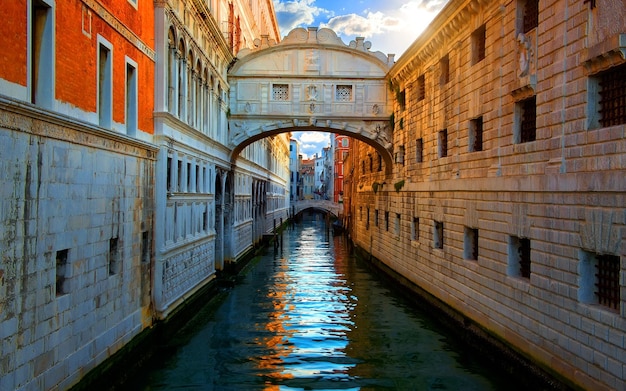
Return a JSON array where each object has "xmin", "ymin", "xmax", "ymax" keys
[
  {"xmin": 0, "ymin": 0, "xmax": 154, "ymax": 135},
  {"xmin": 0, "ymin": 0, "xmax": 28, "ymax": 86},
  {"xmin": 55, "ymin": 0, "xmax": 154, "ymax": 134}
]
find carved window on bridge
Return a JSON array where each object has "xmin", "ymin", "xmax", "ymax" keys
[
  {"xmin": 335, "ymin": 85, "xmax": 353, "ymax": 101},
  {"xmin": 272, "ymin": 84, "xmax": 289, "ymax": 101}
]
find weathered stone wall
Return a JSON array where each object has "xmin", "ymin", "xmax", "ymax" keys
[
  {"xmin": 347, "ymin": 0, "xmax": 626, "ymax": 389},
  {"xmin": 0, "ymin": 102, "xmax": 156, "ymax": 391}
]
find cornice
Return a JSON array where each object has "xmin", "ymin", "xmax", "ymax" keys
[
  {"xmin": 389, "ymin": 0, "xmax": 491, "ymax": 83},
  {"xmin": 0, "ymin": 96, "xmax": 158, "ymax": 158},
  {"xmin": 82, "ymin": 0, "xmax": 155, "ymax": 60}
]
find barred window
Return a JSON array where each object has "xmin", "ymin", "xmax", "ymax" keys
[
  {"xmin": 522, "ymin": 0, "xmax": 539, "ymax": 33},
  {"xmin": 439, "ymin": 55, "xmax": 450, "ymax": 86},
  {"xmin": 438, "ymin": 129, "xmax": 448, "ymax": 158},
  {"xmin": 471, "ymin": 25, "xmax": 486, "ymax": 65},
  {"xmin": 272, "ymin": 84, "xmax": 289, "ymax": 101},
  {"xmin": 598, "ymin": 63, "xmax": 626, "ymax": 127},
  {"xmin": 416, "ymin": 75, "xmax": 425, "ymax": 102},
  {"xmin": 580, "ymin": 251, "xmax": 621, "ymax": 313},
  {"xmin": 516, "ymin": 96, "xmax": 536, "ymax": 143},
  {"xmin": 416, "ymin": 138, "xmax": 423, "ymax": 162},
  {"xmin": 508, "ymin": 236, "xmax": 531, "ymax": 279},
  {"xmin": 469, "ymin": 116, "xmax": 483, "ymax": 152},
  {"xmin": 595, "ymin": 254, "xmax": 620, "ymax": 311},
  {"xmin": 336, "ymin": 85, "xmax": 352, "ymax": 101}
]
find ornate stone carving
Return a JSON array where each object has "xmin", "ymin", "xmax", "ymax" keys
[
  {"xmin": 373, "ymin": 123, "xmax": 392, "ymax": 150},
  {"xmin": 307, "ymin": 85, "xmax": 318, "ymax": 101},
  {"xmin": 517, "ymin": 33, "xmax": 532, "ymax": 77},
  {"xmin": 305, "ymin": 49, "xmax": 319, "ymax": 71}
]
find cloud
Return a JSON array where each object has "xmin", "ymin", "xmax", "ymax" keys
[
  {"xmin": 274, "ymin": 0, "xmax": 334, "ymax": 36},
  {"xmin": 293, "ymin": 131, "xmax": 330, "ymax": 158},
  {"xmin": 322, "ymin": 0, "xmax": 448, "ymax": 57},
  {"xmin": 323, "ymin": 11, "xmax": 401, "ymax": 37},
  {"xmin": 298, "ymin": 131, "xmax": 329, "ymax": 144}
]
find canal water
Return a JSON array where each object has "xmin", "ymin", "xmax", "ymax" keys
[{"xmin": 127, "ymin": 214, "xmax": 529, "ymax": 390}]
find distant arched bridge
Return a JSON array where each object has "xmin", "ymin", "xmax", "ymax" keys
[{"xmin": 293, "ymin": 200, "xmax": 343, "ymax": 218}]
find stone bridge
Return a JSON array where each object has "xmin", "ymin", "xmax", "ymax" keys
[
  {"xmin": 293, "ymin": 200, "xmax": 344, "ymax": 218},
  {"xmin": 227, "ymin": 27, "xmax": 395, "ymax": 174}
]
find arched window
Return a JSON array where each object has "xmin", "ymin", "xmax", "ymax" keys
[
  {"xmin": 167, "ymin": 27, "xmax": 176, "ymax": 114},
  {"xmin": 177, "ymin": 39, "xmax": 186, "ymax": 118}
]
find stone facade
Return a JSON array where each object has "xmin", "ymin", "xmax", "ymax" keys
[
  {"xmin": 152, "ymin": 0, "xmax": 289, "ymax": 318},
  {"xmin": 0, "ymin": 0, "xmax": 289, "ymax": 389},
  {"xmin": 0, "ymin": 0, "xmax": 157, "ymax": 389},
  {"xmin": 346, "ymin": 0, "xmax": 626, "ymax": 389}
]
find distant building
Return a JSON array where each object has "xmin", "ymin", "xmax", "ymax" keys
[
  {"xmin": 333, "ymin": 134, "xmax": 349, "ymax": 203},
  {"xmin": 300, "ymin": 158, "xmax": 315, "ymax": 200},
  {"xmin": 289, "ymin": 138, "xmax": 301, "ymax": 205}
]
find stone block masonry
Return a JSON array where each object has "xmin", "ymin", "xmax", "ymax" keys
[
  {"xmin": 345, "ymin": 0, "xmax": 626, "ymax": 389},
  {"xmin": 0, "ymin": 103, "xmax": 156, "ymax": 391}
]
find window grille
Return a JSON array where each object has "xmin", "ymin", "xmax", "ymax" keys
[
  {"xmin": 465, "ymin": 227, "xmax": 479, "ymax": 260},
  {"xmin": 440, "ymin": 55, "xmax": 450, "ymax": 85},
  {"xmin": 416, "ymin": 138, "xmax": 423, "ymax": 162},
  {"xmin": 518, "ymin": 238, "xmax": 531, "ymax": 278},
  {"xmin": 56, "ymin": 249, "xmax": 69, "ymax": 295},
  {"xmin": 272, "ymin": 84, "xmax": 289, "ymax": 101},
  {"xmin": 523, "ymin": 0, "xmax": 539, "ymax": 33},
  {"xmin": 434, "ymin": 221, "xmax": 444, "ymax": 249},
  {"xmin": 472, "ymin": 25, "xmax": 486, "ymax": 64},
  {"xmin": 470, "ymin": 117, "xmax": 483, "ymax": 152},
  {"xmin": 416, "ymin": 75, "xmax": 425, "ymax": 101},
  {"xmin": 336, "ymin": 85, "xmax": 352, "ymax": 101},
  {"xmin": 599, "ymin": 63, "xmax": 626, "ymax": 127},
  {"xmin": 439, "ymin": 129, "xmax": 448, "ymax": 157},
  {"xmin": 520, "ymin": 96, "xmax": 536, "ymax": 143},
  {"xmin": 595, "ymin": 254, "xmax": 620, "ymax": 311}
]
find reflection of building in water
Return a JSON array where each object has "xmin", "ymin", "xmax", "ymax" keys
[{"xmin": 256, "ymin": 258, "xmax": 295, "ymax": 386}]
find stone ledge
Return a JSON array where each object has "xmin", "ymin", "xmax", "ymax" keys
[{"xmin": 582, "ymin": 33, "xmax": 626, "ymax": 75}]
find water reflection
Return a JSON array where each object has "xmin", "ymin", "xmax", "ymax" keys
[{"xmin": 129, "ymin": 215, "xmax": 517, "ymax": 390}]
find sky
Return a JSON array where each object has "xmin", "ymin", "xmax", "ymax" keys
[{"xmin": 274, "ymin": 0, "xmax": 448, "ymax": 158}]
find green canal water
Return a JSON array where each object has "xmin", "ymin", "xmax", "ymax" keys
[{"xmin": 125, "ymin": 214, "xmax": 544, "ymax": 390}]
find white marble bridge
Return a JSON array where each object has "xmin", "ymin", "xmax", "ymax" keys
[{"xmin": 292, "ymin": 200, "xmax": 344, "ymax": 217}]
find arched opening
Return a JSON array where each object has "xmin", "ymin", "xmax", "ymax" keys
[{"xmin": 229, "ymin": 127, "xmax": 393, "ymax": 176}]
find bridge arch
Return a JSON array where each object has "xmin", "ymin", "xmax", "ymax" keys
[{"xmin": 227, "ymin": 27, "xmax": 395, "ymax": 174}]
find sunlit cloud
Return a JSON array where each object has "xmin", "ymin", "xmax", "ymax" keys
[
  {"xmin": 323, "ymin": 11, "xmax": 401, "ymax": 37},
  {"xmin": 273, "ymin": 0, "xmax": 449, "ymax": 58}
]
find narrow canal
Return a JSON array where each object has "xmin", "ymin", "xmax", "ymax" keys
[{"xmin": 127, "ymin": 213, "xmax": 535, "ymax": 390}]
